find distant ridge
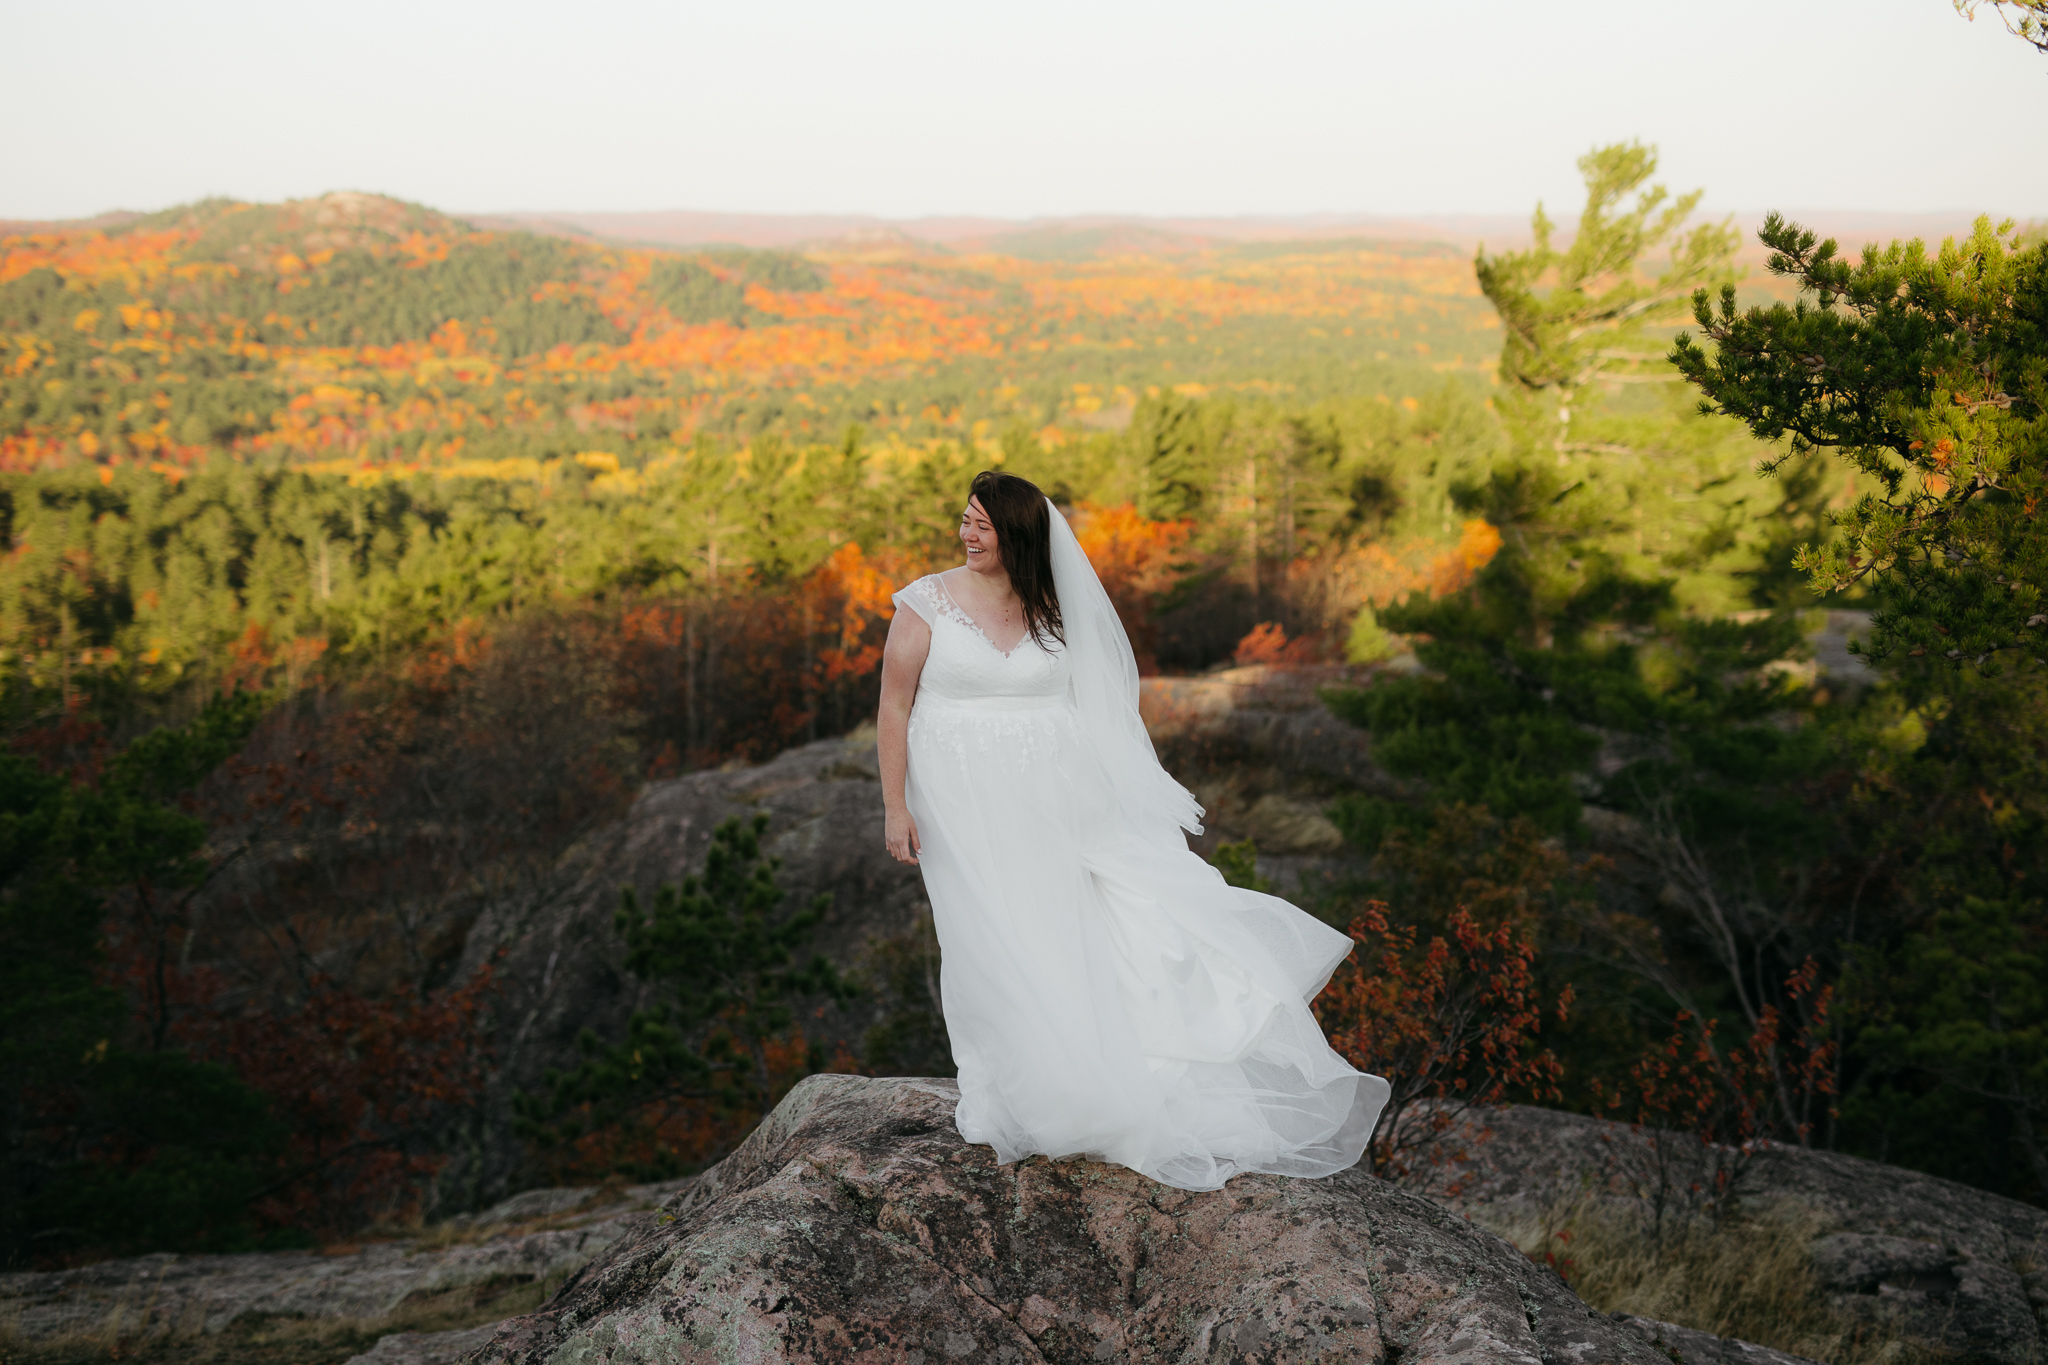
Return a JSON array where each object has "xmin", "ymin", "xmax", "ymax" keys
[
  {"xmin": 467, "ymin": 207, "xmax": 2011, "ymax": 261},
  {"xmin": 464, "ymin": 209, "xmax": 1536, "ymax": 254},
  {"xmin": 0, "ymin": 209, "xmax": 145, "ymax": 236},
  {"xmin": 7, "ymin": 199, "xmax": 2018, "ymax": 269}
]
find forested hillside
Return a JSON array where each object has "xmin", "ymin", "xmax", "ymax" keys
[
  {"xmin": 0, "ymin": 189, "xmax": 1498, "ymax": 470},
  {"xmin": 5, "ymin": 144, "xmax": 2046, "ymax": 1278}
]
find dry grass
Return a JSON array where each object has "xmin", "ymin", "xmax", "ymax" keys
[
  {"xmin": 1472, "ymin": 1199, "xmax": 1927, "ymax": 1365},
  {"xmin": 0, "ymin": 1271, "xmax": 568, "ymax": 1365}
]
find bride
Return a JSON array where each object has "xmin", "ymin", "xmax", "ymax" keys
[{"xmin": 876, "ymin": 469, "xmax": 1389, "ymax": 1191}]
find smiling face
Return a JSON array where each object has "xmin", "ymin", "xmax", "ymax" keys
[{"xmin": 960, "ymin": 496, "xmax": 1004, "ymax": 578}]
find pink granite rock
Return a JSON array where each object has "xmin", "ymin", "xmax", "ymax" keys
[{"xmin": 470, "ymin": 1075, "xmax": 1676, "ymax": 1364}]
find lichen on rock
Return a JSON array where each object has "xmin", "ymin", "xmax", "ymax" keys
[{"xmin": 469, "ymin": 1075, "xmax": 1685, "ymax": 1365}]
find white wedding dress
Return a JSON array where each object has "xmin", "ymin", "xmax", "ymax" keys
[{"xmin": 891, "ymin": 506, "xmax": 1389, "ymax": 1191}]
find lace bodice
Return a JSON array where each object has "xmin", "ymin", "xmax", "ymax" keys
[{"xmin": 892, "ymin": 572, "xmax": 1071, "ymax": 708}]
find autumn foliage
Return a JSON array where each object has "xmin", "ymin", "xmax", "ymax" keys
[
  {"xmin": 1315, "ymin": 900, "xmax": 1573, "ymax": 1190},
  {"xmin": 1589, "ymin": 960, "xmax": 1839, "ymax": 1228},
  {"xmin": 1071, "ymin": 504, "xmax": 1193, "ymax": 672},
  {"xmin": 0, "ymin": 195, "xmax": 1497, "ymax": 473},
  {"xmin": 172, "ymin": 972, "xmax": 497, "ymax": 1237}
]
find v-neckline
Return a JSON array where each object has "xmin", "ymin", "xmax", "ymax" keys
[{"xmin": 938, "ymin": 571, "xmax": 1030, "ymax": 658}]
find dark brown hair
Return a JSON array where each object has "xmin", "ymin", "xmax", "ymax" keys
[{"xmin": 968, "ymin": 469, "xmax": 1064, "ymax": 647}]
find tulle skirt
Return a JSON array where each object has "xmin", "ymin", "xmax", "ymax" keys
[{"xmin": 905, "ymin": 692, "xmax": 1389, "ymax": 1190}]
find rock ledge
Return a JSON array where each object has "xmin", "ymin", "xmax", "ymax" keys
[{"xmin": 472, "ymin": 1074, "xmax": 1738, "ymax": 1364}]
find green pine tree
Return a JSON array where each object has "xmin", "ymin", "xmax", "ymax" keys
[
  {"xmin": 515, "ymin": 814, "xmax": 854, "ymax": 1174},
  {"xmin": 1673, "ymin": 214, "xmax": 2048, "ymax": 665}
]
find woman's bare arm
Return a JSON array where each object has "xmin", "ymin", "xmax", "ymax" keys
[{"xmin": 878, "ymin": 607, "xmax": 931, "ymax": 864}]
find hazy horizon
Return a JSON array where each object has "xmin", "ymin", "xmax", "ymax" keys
[{"xmin": 4, "ymin": 201, "xmax": 2018, "ymax": 257}]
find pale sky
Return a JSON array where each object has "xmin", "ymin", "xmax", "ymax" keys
[{"xmin": 2, "ymin": 0, "xmax": 2043, "ymax": 223}]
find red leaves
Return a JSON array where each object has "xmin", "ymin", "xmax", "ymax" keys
[
  {"xmin": 1587, "ymin": 958, "xmax": 1838, "ymax": 1222},
  {"xmin": 174, "ymin": 969, "xmax": 496, "ymax": 1237},
  {"xmin": 1232, "ymin": 621, "xmax": 1323, "ymax": 667},
  {"xmin": 1594, "ymin": 957, "xmax": 1836, "ymax": 1153},
  {"xmin": 1314, "ymin": 900, "xmax": 1571, "ymax": 1188}
]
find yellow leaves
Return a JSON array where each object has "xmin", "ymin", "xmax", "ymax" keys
[
  {"xmin": 591, "ymin": 469, "xmax": 644, "ymax": 496},
  {"xmin": 6, "ymin": 336, "xmax": 46, "ymax": 378},
  {"xmin": 573, "ymin": 451, "xmax": 620, "ymax": 473},
  {"xmin": 439, "ymin": 458, "xmax": 545, "ymax": 483},
  {"xmin": 72, "ymin": 308, "xmax": 101, "ymax": 333}
]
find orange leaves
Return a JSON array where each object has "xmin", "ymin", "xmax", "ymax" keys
[
  {"xmin": 1074, "ymin": 502, "xmax": 1192, "ymax": 595},
  {"xmin": 1320, "ymin": 518, "xmax": 1504, "ymax": 628},
  {"xmin": 1232, "ymin": 621, "xmax": 1324, "ymax": 666},
  {"xmin": 1315, "ymin": 899, "xmax": 1571, "ymax": 1186},
  {"xmin": 217, "ymin": 621, "xmax": 334, "ymax": 695},
  {"xmin": 429, "ymin": 318, "xmax": 472, "ymax": 356},
  {"xmin": 1430, "ymin": 518, "xmax": 1502, "ymax": 597},
  {"xmin": 801, "ymin": 542, "xmax": 902, "ymax": 685},
  {"xmin": 395, "ymin": 230, "xmax": 452, "ymax": 267},
  {"xmin": 1, "ymin": 226, "xmax": 194, "ymax": 288},
  {"xmin": 1072, "ymin": 503, "xmax": 1192, "ymax": 672},
  {"xmin": 608, "ymin": 545, "xmax": 919, "ymax": 769}
]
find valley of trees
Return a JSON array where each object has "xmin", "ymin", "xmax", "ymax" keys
[{"xmin": 3, "ymin": 124, "xmax": 2044, "ymax": 1269}]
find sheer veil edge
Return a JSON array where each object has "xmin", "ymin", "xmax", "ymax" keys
[{"xmin": 1045, "ymin": 498, "xmax": 1206, "ymax": 838}]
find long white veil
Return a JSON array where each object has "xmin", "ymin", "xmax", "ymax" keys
[{"xmin": 1044, "ymin": 499, "xmax": 1206, "ymax": 837}]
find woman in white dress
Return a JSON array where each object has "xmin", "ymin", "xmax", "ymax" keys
[{"xmin": 876, "ymin": 470, "xmax": 1389, "ymax": 1191}]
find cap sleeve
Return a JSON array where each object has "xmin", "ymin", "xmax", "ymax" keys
[{"xmin": 891, "ymin": 574, "xmax": 938, "ymax": 627}]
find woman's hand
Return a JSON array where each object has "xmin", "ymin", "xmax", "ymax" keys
[{"xmin": 885, "ymin": 805, "xmax": 921, "ymax": 865}]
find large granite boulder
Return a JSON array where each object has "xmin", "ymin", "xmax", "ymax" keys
[
  {"xmin": 0, "ymin": 1181, "xmax": 686, "ymax": 1341},
  {"xmin": 465, "ymin": 1075, "xmax": 1790, "ymax": 1365}
]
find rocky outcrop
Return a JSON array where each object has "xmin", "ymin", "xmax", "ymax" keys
[
  {"xmin": 1446, "ymin": 1104, "xmax": 2048, "ymax": 1364},
  {"xmin": 445, "ymin": 730, "xmax": 928, "ymax": 1209},
  {"xmin": 466, "ymin": 1074, "xmax": 1737, "ymax": 1365},
  {"xmin": 441, "ymin": 665, "xmax": 1419, "ymax": 1209},
  {"xmin": 8, "ymin": 1091, "xmax": 1889, "ymax": 1365},
  {"xmin": 1608, "ymin": 1314, "xmax": 1820, "ymax": 1365},
  {"xmin": 1140, "ymin": 663, "xmax": 1403, "ymax": 803},
  {"xmin": 346, "ymin": 1322, "xmax": 504, "ymax": 1365},
  {"xmin": 1809, "ymin": 1232, "xmax": 2039, "ymax": 1363},
  {"xmin": 0, "ymin": 1181, "xmax": 685, "ymax": 1342}
]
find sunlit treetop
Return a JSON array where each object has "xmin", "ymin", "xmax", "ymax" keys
[{"xmin": 1673, "ymin": 214, "xmax": 2048, "ymax": 666}]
